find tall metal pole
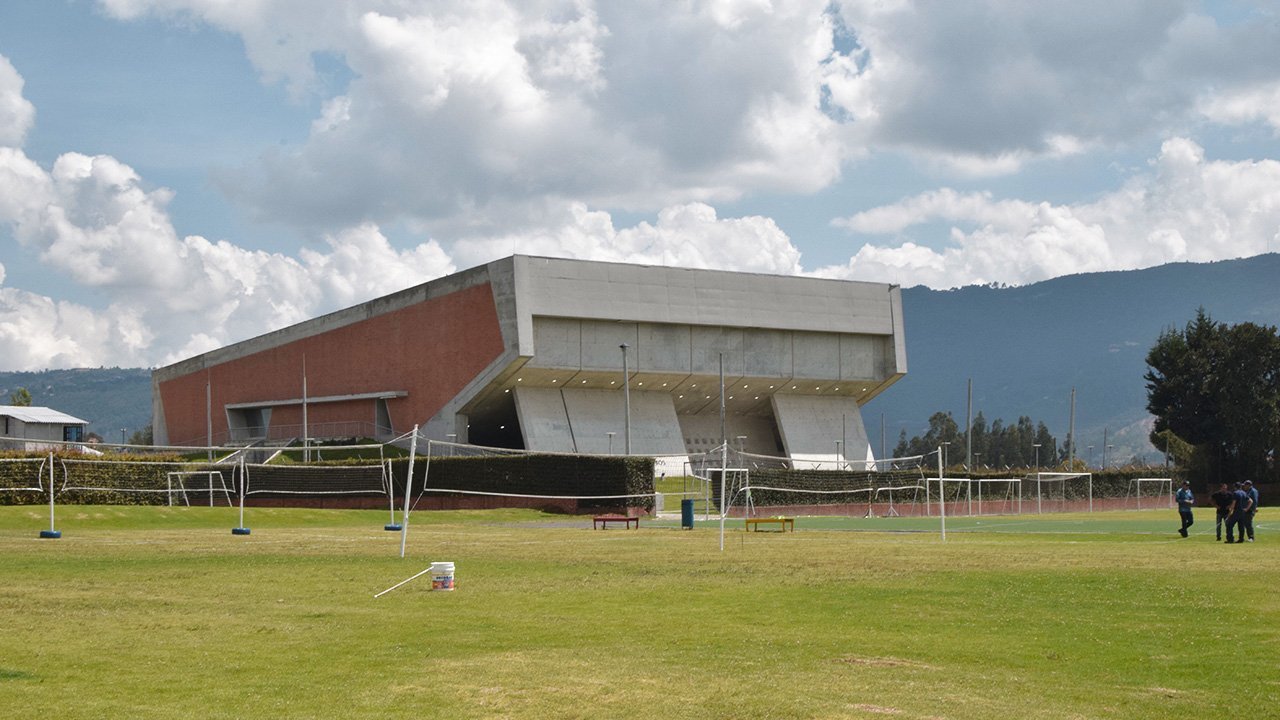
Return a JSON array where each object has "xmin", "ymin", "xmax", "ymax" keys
[
  {"xmin": 842, "ymin": 413, "xmax": 847, "ymax": 468},
  {"xmin": 719, "ymin": 352, "xmax": 727, "ymax": 552},
  {"xmin": 719, "ymin": 352, "xmax": 726, "ymax": 457},
  {"xmin": 206, "ymin": 377, "xmax": 213, "ymax": 463},
  {"xmin": 966, "ymin": 378, "xmax": 972, "ymax": 476},
  {"xmin": 938, "ymin": 447, "xmax": 946, "ymax": 542},
  {"xmin": 1068, "ymin": 387, "xmax": 1076, "ymax": 470},
  {"xmin": 302, "ymin": 354, "xmax": 309, "ymax": 462},
  {"xmin": 620, "ymin": 344, "xmax": 631, "ymax": 455}
]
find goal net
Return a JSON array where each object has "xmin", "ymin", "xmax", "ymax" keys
[
  {"xmin": 165, "ymin": 471, "xmax": 235, "ymax": 507},
  {"xmin": 1125, "ymin": 478, "xmax": 1173, "ymax": 510},
  {"xmin": 700, "ymin": 447, "xmax": 932, "ymax": 519},
  {"xmin": 1029, "ymin": 472, "xmax": 1094, "ymax": 513}
]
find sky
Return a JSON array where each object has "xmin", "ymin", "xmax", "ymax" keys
[{"xmin": 1, "ymin": 0, "xmax": 1280, "ymax": 371}]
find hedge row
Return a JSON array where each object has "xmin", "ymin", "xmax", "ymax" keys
[{"xmin": 390, "ymin": 454, "xmax": 656, "ymax": 511}]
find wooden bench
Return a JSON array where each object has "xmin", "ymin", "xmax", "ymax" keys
[
  {"xmin": 593, "ymin": 515, "xmax": 639, "ymax": 530},
  {"xmin": 744, "ymin": 516, "xmax": 795, "ymax": 532}
]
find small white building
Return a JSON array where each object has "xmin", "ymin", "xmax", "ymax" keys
[{"xmin": 0, "ymin": 405, "xmax": 89, "ymax": 451}]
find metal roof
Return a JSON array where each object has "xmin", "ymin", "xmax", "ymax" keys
[{"xmin": 0, "ymin": 406, "xmax": 89, "ymax": 424}]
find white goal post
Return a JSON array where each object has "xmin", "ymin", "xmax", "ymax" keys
[
  {"xmin": 165, "ymin": 470, "xmax": 234, "ymax": 507},
  {"xmin": 1031, "ymin": 472, "xmax": 1094, "ymax": 513},
  {"xmin": 1127, "ymin": 478, "xmax": 1174, "ymax": 510}
]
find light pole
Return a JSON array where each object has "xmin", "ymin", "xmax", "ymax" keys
[
  {"xmin": 619, "ymin": 343, "xmax": 631, "ymax": 455},
  {"xmin": 834, "ymin": 439, "xmax": 842, "ymax": 469},
  {"xmin": 1087, "ymin": 445, "xmax": 1094, "ymax": 469},
  {"xmin": 607, "ymin": 432, "xmax": 616, "ymax": 454},
  {"xmin": 941, "ymin": 441, "xmax": 951, "ymax": 471},
  {"xmin": 1105, "ymin": 444, "xmax": 1114, "ymax": 469},
  {"xmin": 974, "ymin": 452, "xmax": 982, "ymax": 471},
  {"xmin": 1032, "ymin": 443, "xmax": 1041, "ymax": 473}
]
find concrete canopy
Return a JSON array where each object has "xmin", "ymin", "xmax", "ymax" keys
[{"xmin": 153, "ymin": 256, "xmax": 906, "ymax": 467}]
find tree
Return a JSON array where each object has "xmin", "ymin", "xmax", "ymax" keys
[
  {"xmin": 893, "ymin": 411, "xmax": 1059, "ymax": 471},
  {"xmin": 8, "ymin": 387, "xmax": 32, "ymax": 406},
  {"xmin": 127, "ymin": 425, "xmax": 154, "ymax": 446},
  {"xmin": 1146, "ymin": 309, "xmax": 1280, "ymax": 485}
]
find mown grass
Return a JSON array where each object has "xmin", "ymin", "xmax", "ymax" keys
[{"xmin": 0, "ymin": 506, "xmax": 1276, "ymax": 719}]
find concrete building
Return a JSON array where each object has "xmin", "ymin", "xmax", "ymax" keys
[
  {"xmin": 1, "ymin": 405, "xmax": 89, "ymax": 450},
  {"xmin": 152, "ymin": 256, "xmax": 906, "ymax": 467}
]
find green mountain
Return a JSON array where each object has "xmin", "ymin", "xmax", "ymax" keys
[
  {"xmin": 1, "ymin": 367, "xmax": 152, "ymax": 442},
  {"xmin": 864, "ymin": 253, "xmax": 1280, "ymax": 467}
]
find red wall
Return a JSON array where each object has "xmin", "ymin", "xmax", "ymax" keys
[{"xmin": 158, "ymin": 282, "xmax": 506, "ymax": 445}]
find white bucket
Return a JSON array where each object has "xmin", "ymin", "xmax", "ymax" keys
[{"xmin": 430, "ymin": 562, "xmax": 455, "ymax": 591}]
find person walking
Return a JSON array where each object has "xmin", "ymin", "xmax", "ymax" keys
[
  {"xmin": 1227, "ymin": 482, "xmax": 1253, "ymax": 544},
  {"xmin": 1211, "ymin": 482, "xmax": 1234, "ymax": 541},
  {"xmin": 1243, "ymin": 480, "xmax": 1259, "ymax": 542},
  {"xmin": 1176, "ymin": 481, "xmax": 1195, "ymax": 538}
]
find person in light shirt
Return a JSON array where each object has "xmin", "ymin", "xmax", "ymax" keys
[{"xmin": 1175, "ymin": 481, "xmax": 1195, "ymax": 538}]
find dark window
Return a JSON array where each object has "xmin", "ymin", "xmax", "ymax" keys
[{"xmin": 63, "ymin": 425, "xmax": 84, "ymax": 442}]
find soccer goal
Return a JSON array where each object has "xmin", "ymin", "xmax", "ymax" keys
[
  {"xmin": 164, "ymin": 470, "xmax": 235, "ymax": 507},
  {"xmin": 710, "ymin": 448, "xmax": 931, "ymax": 519},
  {"xmin": 1126, "ymin": 478, "xmax": 1173, "ymax": 510},
  {"xmin": 1029, "ymin": 472, "xmax": 1094, "ymax": 513},
  {"xmin": 973, "ymin": 478, "xmax": 1023, "ymax": 516}
]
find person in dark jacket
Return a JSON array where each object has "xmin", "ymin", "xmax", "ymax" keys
[
  {"xmin": 1227, "ymin": 483, "xmax": 1253, "ymax": 544},
  {"xmin": 1243, "ymin": 480, "xmax": 1259, "ymax": 542},
  {"xmin": 1210, "ymin": 483, "xmax": 1234, "ymax": 541}
]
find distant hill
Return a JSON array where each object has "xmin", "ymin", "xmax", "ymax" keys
[
  {"xmin": 4, "ymin": 254, "xmax": 1279, "ymax": 459},
  {"xmin": 863, "ymin": 253, "xmax": 1280, "ymax": 467},
  {"xmin": 0, "ymin": 368, "xmax": 152, "ymax": 442}
]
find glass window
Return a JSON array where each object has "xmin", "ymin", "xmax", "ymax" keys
[{"xmin": 63, "ymin": 425, "xmax": 84, "ymax": 442}]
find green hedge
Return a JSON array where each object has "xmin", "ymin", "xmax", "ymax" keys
[{"xmin": 391, "ymin": 454, "xmax": 655, "ymax": 511}]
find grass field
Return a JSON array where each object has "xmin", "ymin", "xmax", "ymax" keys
[{"xmin": 1, "ymin": 505, "xmax": 1276, "ymax": 719}]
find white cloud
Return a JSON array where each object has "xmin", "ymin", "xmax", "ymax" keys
[
  {"xmin": 822, "ymin": 138, "xmax": 1280, "ymax": 288},
  {"xmin": 823, "ymin": 1, "xmax": 1280, "ymax": 173},
  {"xmin": 99, "ymin": 0, "xmax": 846, "ymax": 232},
  {"xmin": 0, "ymin": 55, "xmax": 35, "ymax": 147},
  {"xmin": 0, "ymin": 144, "xmax": 457, "ymax": 370},
  {"xmin": 451, "ymin": 201, "xmax": 803, "ymax": 276}
]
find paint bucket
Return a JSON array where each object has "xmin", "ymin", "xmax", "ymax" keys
[{"xmin": 430, "ymin": 562, "xmax": 455, "ymax": 591}]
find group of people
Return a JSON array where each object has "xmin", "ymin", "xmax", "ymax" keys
[{"xmin": 1176, "ymin": 479, "xmax": 1259, "ymax": 542}]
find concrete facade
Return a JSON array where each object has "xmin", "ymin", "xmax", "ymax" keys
[{"xmin": 152, "ymin": 256, "xmax": 906, "ymax": 466}]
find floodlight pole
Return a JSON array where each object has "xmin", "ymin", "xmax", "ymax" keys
[
  {"xmin": 399, "ymin": 425, "xmax": 419, "ymax": 558},
  {"xmin": 302, "ymin": 354, "xmax": 309, "ymax": 463},
  {"xmin": 719, "ymin": 353, "xmax": 727, "ymax": 552},
  {"xmin": 620, "ymin": 344, "xmax": 631, "ymax": 455}
]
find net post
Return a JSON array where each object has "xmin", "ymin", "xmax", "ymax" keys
[
  {"xmin": 398, "ymin": 425, "xmax": 419, "ymax": 558},
  {"xmin": 40, "ymin": 451, "xmax": 60, "ymax": 539},
  {"xmin": 937, "ymin": 447, "xmax": 946, "ymax": 542},
  {"xmin": 232, "ymin": 456, "xmax": 251, "ymax": 535},
  {"xmin": 384, "ymin": 458, "xmax": 401, "ymax": 531}
]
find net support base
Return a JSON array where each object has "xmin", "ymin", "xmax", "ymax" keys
[
  {"xmin": 384, "ymin": 524, "xmax": 402, "ymax": 531},
  {"xmin": 231, "ymin": 527, "xmax": 252, "ymax": 536},
  {"xmin": 38, "ymin": 530, "xmax": 61, "ymax": 539}
]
